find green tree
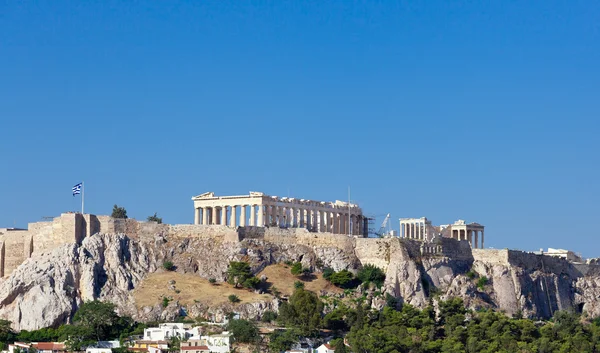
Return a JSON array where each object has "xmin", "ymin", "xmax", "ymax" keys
[
  {"xmin": 228, "ymin": 294, "xmax": 240, "ymax": 303},
  {"xmin": 147, "ymin": 212, "xmax": 163, "ymax": 224},
  {"xmin": 73, "ymin": 300, "xmax": 120, "ymax": 341},
  {"xmin": 291, "ymin": 262, "xmax": 303, "ymax": 276},
  {"xmin": 111, "ymin": 205, "xmax": 128, "ymax": 219},
  {"xmin": 227, "ymin": 319, "xmax": 259, "ymax": 343},
  {"xmin": 357, "ymin": 264, "xmax": 386, "ymax": 287},
  {"xmin": 294, "ymin": 281, "xmax": 305, "ymax": 290},
  {"xmin": 242, "ymin": 276, "xmax": 261, "ymax": 289},
  {"xmin": 62, "ymin": 325, "xmax": 96, "ymax": 351},
  {"xmin": 227, "ymin": 261, "xmax": 253, "ymax": 288},
  {"xmin": 328, "ymin": 270, "xmax": 354, "ymax": 288},
  {"xmin": 0, "ymin": 320, "xmax": 15, "ymax": 344},
  {"xmin": 268, "ymin": 329, "xmax": 298, "ymax": 353},
  {"xmin": 278, "ymin": 288, "xmax": 324, "ymax": 336},
  {"xmin": 323, "ymin": 268, "xmax": 334, "ymax": 280}
]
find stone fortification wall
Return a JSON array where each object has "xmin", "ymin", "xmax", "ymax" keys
[
  {"xmin": 472, "ymin": 249, "xmax": 509, "ymax": 265},
  {"xmin": 0, "ymin": 229, "xmax": 32, "ymax": 277}
]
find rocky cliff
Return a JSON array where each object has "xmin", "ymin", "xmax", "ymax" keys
[{"xmin": 0, "ymin": 230, "xmax": 599, "ymax": 331}]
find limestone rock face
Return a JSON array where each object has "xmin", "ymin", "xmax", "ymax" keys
[{"xmin": 0, "ymin": 231, "xmax": 599, "ymax": 331}]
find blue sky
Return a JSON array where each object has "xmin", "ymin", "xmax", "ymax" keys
[{"xmin": 1, "ymin": 1, "xmax": 599, "ymax": 256}]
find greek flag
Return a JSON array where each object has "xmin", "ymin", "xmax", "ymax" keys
[{"xmin": 72, "ymin": 183, "xmax": 82, "ymax": 196}]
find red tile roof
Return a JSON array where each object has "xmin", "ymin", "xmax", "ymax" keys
[
  {"xmin": 324, "ymin": 343, "xmax": 333, "ymax": 349},
  {"xmin": 33, "ymin": 342, "xmax": 67, "ymax": 351}
]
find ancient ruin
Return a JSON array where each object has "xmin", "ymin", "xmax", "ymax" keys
[
  {"xmin": 400, "ymin": 217, "xmax": 485, "ymax": 249},
  {"xmin": 192, "ymin": 191, "xmax": 367, "ymax": 236}
]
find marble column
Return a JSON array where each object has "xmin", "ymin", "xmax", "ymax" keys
[
  {"xmin": 481, "ymin": 231, "xmax": 484, "ymax": 249},
  {"xmin": 264, "ymin": 205, "xmax": 270, "ymax": 226},
  {"xmin": 221, "ymin": 206, "xmax": 227, "ymax": 225},
  {"xmin": 474, "ymin": 230, "xmax": 478, "ymax": 248},
  {"xmin": 202, "ymin": 207, "xmax": 208, "ymax": 225},
  {"xmin": 257, "ymin": 205, "xmax": 264, "ymax": 226},
  {"xmin": 194, "ymin": 208, "xmax": 200, "ymax": 225},
  {"xmin": 210, "ymin": 208, "xmax": 217, "ymax": 225},
  {"xmin": 230, "ymin": 206, "xmax": 237, "ymax": 227},
  {"xmin": 240, "ymin": 206, "xmax": 246, "ymax": 226},
  {"xmin": 249, "ymin": 205, "xmax": 255, "ymax": 226}
]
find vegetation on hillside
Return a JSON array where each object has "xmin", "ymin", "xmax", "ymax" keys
[
  {"xmin": 111, "ymin": 205, "xmax": 128, "ymax": 219},
  {"xmin": 147, "ymin": 213, "xmax": 162, "ymax": 224}
]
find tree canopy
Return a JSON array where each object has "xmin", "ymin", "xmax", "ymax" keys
[
  {"xmin": 147, "ymin": 212, "xmax": 162, "ymax": 224},
  {"xmin": 278, "ymin": 288, "xmax": 324, "ymax": 336},
  {"xmin": 227, "ymin": 261, "xmax": 253, "ymax": 288},
  {"xmin": 111, "ymin": 205, "xmax": 128, "ymax": 219}
]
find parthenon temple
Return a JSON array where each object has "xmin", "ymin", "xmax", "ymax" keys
[
  {"xmin": 400, "ymin": 217, "xmax": 485, "ymax": 249},
  {"xmin": 192, "ymin": 191, "xmax": 367, "ymax": 236}
]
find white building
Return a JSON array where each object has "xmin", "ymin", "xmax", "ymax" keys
[
  {"xmin": 181, "ymin": 332, "xmax": 232, "ymax": 353},
  {"xmin": 315, "ymin": 343, "xmax": 335, "ymax": 353},
  {"xmin": 143, "ymin": 323, "xmax": 199, "ymax": 341}
]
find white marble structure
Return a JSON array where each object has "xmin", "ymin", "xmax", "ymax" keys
[
  {"xmin": 445, "ymin": 219, "xmax": 485, "ymax": 249},
  {"xmin": 399, "ymin": 217, "xmax": 433, "ymax": 241},
  {"xmin": 191, "ymin": 191, "xmax": 366, "ymax": 236},
  {"xmin": 400, "ymin": 217, "xmax": 485, "ymax": 249}
]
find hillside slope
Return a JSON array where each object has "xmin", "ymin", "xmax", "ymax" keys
[{"xmin": 0, "ymin": 232, "xmax": 599, "ymax": 330}]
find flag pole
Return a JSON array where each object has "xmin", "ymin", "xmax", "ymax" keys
[{"xmin": 81, "ymin": 181, "xmax": 85, "ymax": 214}]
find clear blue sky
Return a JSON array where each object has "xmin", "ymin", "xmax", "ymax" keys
[{"xmin": 1, "ymin": 1, "xmax": 599, "ymax": 256}]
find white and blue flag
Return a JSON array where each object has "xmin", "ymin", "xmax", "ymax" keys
[{"xmin": 72, "ymin": 183, "xmax": 82, "ymax": 196}]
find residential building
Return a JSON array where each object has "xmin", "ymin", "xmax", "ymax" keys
[{"xmin": 315, "ymin": 343, "xmax": 335, "ymax": 353}]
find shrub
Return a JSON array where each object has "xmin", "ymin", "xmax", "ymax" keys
[
  {"xmin": 290, "ymin": 262, "xmax": 303, "ymax": 276},
  {"xmin": 147, "ymin": 212, "xmax": 162, "ymax": 224},
  {"xmin": 329, "ymin": 270, "xmax": 354, "ymax": 288},
  {"xmin": 227, "ymin": 319, "xmax": 258, "ymax": 343},
  {"xmin": 294, "ymin": 281, "xmax": 305, "ymax": 289},
  {"xmin": 357, "ymin": 264, "xmax": 386, "ymax": 287},
  {"xmin": 111, "ymin": 205, "xmax": 127, "ymax": 219},
  {"xmin": 271, "ymin": 286, "xmax": 281, "ymax": 297},
  {"xmin": 208, "ymin": 278, "xmax": 216, "ymax": 285},
  {"xmin": 242, "ymin": 276, "xmax": 261, "ymax": 289},
  {"xmin": 228, "ymin": 294, "xmax": 240, "ymax": 303},
  {"xmin": 227, "ymin": 261, "xmax": 253, "ymax": 288},
  {"xmin": 162, "ymin": 297, "xmax": 170, "ymax": 308},
  {"xmin": 262, "ymin": 310, "xmax": 278, "ymax": 322},
  {"xmin": 323, "ymin": 268, "xmax": 334, "ymax": 280},
  {"xmin": 163, "ymin": 261, "xmax": 175, "ymax": 271},
  {"xmin": 466, "ymin": 271, "xmax": 477, "ymax": 279},
  {"xmin": 284, "ymin": 260, "xmax": 293, "ymax": 266},
  {"xmin": 477, "ymin": 276, "xmax": 489, "ymax": 290}
]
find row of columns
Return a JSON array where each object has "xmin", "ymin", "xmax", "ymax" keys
[
  {"xmin": 400, "ymin": 220, "xmax": 428, "ymax": 240},
  {"xmin": 194, "ymin": 204, "xmax": 365, "ymax": 235},
  {"xmin": 452, "ymin": 229, "xmax": 485, "ymax": 249}
]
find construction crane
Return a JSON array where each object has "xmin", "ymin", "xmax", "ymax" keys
[{"xmin": 375, "ymin": 214, "xmax": 391, "ymax": 237}]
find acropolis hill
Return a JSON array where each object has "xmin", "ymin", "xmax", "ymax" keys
[{"xmin": 1, "ymin": 191, "xmax": 600, "ymax": 331}]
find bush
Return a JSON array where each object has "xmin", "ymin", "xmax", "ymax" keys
[
  {"xmin": 228, "ymin": 294, "xmax": 240, "ymax": 303},
  {"xmin": 163, "ymin": 261, "xmax": 175, "ymax": 271},
  {"xmin": 357, "ymin": 264, "xmax": 386, "ymax": 287},
  {"xmin": 291, "ymin": 262, "xmax": 303, "ymax": 276},
  {"xmin": 271, "ymin": 286, "xmax": 281, "ymax": 297},
  {"xmin": 242, "ymin": 276, "xmax": 261, "ymax": 289},
  {"xmin": 262, "ymin": 310, "xmax": 278, "ymax": 322},
  {"xmin": 111, "ymin": 205, "xmax": 127, "ymax": 219},
  {"xmin": 294, "ymin": 281, "xmax": 305, "ymax": 290},
  {"xmin": 466, "ymin": 271, "xmax": 477, "ymax": 279},
  {"xmin": 208, "ymin": 278, "xmax": 216, "ymax": 285},
  {"xmin": 477, "ymin": 276, "xmax": 489, "ymax": 290},
  {"xmin": 329, "ymin": 270, "xmax": 354, "ymax": 288},
  {"xmin": 162, "ymin": 297, "xmax": 170, "ymax": 308},
  {"xmin": 227, "ymin": 261, "xmax": 253, "ymax": 288},
  {"xmin": 323, "ymin": 268, "xmax": 334, "ymax": 280},
  {"xmin": 227, "ymin": 319, "xmax": 258, "ymax": 343},
  {"xmin": 147, "ymin": 212, "xmax": 162, "ymax": 224}
]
